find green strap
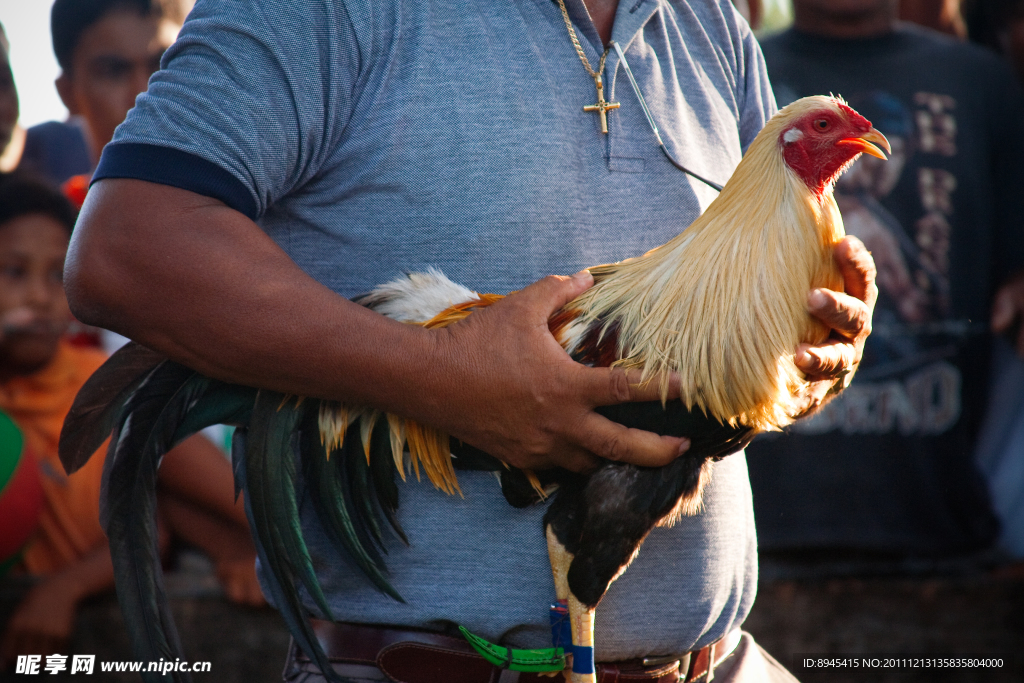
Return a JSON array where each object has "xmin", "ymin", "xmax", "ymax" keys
[{"xmin": 458, "ymin": 626, "xmax": 566, "ymax": 673}]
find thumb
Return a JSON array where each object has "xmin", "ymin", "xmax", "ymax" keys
[{"xmin": 518, "ymin": 270, "xmax": 594, "ymax": 317}]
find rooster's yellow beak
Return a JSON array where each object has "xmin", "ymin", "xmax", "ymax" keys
[{"xmin": 838, "ymin": 127, "xmax": 891, "ymax": 160}]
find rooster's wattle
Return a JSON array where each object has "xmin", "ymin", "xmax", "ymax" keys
[{"xmin": 59, "ymin": 95, "xmax": 886, "ymax": 683}]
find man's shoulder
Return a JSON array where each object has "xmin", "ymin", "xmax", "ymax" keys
[{"xmin": 756, "ymin": 27, "xmax": 820, "ymax": 70}]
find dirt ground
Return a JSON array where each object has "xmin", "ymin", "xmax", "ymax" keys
[{"xmin": 2, "ymin": 560, "xmax": 1021, "ymax": 682}]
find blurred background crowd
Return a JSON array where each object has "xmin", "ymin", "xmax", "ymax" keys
[{"xmin": 0, "ymin": 0, "xmax": 1021, "ymax": 680}]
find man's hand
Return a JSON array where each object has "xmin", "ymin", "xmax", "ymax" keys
[
  {"xmin": 992, "ymin": 272, "xmax": 1024, "ymax": 357},
  {"xmin": 793, "ymin": 236, "xmax": 878, "ymax": 415},
  {"xmin": 427, "ymin": 271, "xmax": 688, "ymax": 473}
]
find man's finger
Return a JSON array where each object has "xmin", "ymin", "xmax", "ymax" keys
[
  {"xmin": 515, "ymin": 270, "xmax": 594, "ymax": 318},
  {"xmin": 580, "ymin": 365, "xmax": 682, "ymax": 406},
  {"xmin": 502, "ymin": 440, "xmax": 599, "ymax": 473},
  {"xmin": 575, "ymin": 412, "xmax": 690, "ymax": 467},
  {"xmin": 834, "ymin": 235, "xmax": 879, "ymax": 308},
  {"xmin": 989, "ymin": 275, "xmax": 1024, "ymax": 357},
  {"xmin": 807, "ymin": 289, "xmax": 872, "ymax": 340},
  {"xmin": 795, "ymin": 340, "xmax": 856, "ymax": 378},
  {"xmin": 791, "ymin": 377, "xmax": 835, "ymax": 417}
]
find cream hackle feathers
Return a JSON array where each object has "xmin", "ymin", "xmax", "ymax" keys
[
  {"xmin": 561, "ymin": 96, "xmax": 849, "ymax": 431},
  {"xmin": 320, "ymin": 96, "xmax": 853, "ymax": 488}
]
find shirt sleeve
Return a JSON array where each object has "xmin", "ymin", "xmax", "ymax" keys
[{"xmin": 94, "ymin": 0, "xmax": 360, "ymax": 220}]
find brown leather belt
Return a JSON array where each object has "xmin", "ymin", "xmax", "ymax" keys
[{"xmin": 284, "ymin": 619, "xmax": 742, "ymax": 683}]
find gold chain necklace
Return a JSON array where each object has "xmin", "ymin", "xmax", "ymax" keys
[{"xmin": 555, "ymin": 0, "xmax": 620, "ymax": 133}]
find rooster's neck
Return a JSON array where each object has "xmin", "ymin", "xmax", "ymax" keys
[{"xmin": 560, "ymin": 139, "xmax": 845, "ymax": 431}]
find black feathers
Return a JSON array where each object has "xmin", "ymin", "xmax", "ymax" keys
[
  {"xmin": 100, "ymin": 360, "xmax": 202, "ymax": 683},
  {"xmin": 59, "ymin": 341, "xmax": 164, "ymax": 474},
  {"xmin": 545, "ymin": 400, "xmax": 755, "ymax": 608},
  {"xmin": 58, "ymin": 347, "xmax": 411, "ymax": 683},
  {"xmin": 299, "ymin": 413, "xmax": 404, "ymax": 601},
  {"xmin": 241, "ymin": 392, "xmax": 338, "ymax": 681},
  {"xmin": 595, "ymin": 399, "xmax": 754, "ymax": 461}
]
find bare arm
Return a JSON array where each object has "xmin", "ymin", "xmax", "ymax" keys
[{"xmin": 66, "ymin": 179, "xmax": 688, "ymax": 472}]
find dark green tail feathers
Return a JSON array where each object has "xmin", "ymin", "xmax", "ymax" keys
[{"xmin": 58, "ymin": 342, "xmax": 409, "ymax": 683}]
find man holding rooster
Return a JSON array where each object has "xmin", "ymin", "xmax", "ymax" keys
[{"xmin": 65, "ymin": 0, "xmax": 875, "ymax": 681}]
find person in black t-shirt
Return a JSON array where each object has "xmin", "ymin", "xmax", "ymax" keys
[{"xmin": 747, "ymin": 0, "xmax": 1024, "ymax": 567}]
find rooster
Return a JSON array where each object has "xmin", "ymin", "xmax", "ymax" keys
[{"xmin": 59, "ymin": 95, "xmax": 886, "ymax": 683}]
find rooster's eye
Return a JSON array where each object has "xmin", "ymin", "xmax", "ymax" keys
[{"xmin": 814, "ymin": 119, "xmax": 830, "ymax": 131}]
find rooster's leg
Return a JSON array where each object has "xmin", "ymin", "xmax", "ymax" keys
[
  {"xmin": 546, "ymin": 524, "xmax": 597, "ymax": 683},
  {"xmin": 546, "ymin": 525, "xmax": 572, "ymax": 602},
  {"xmin": 566, "ymin": 594, "xmax": 597, "ymax": 683}
]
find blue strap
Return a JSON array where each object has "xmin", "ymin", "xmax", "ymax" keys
[{"xmin": 572, "ymin": 646, "xmax": 595, "ymax": 675}]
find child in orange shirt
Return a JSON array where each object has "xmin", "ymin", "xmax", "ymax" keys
[{"xmin": 0, "ymin": 172, "xmax": 263, "ymax": 667}]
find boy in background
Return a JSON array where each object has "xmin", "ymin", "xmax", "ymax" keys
[
  {"xmin": 15, "ymin": 0, "xmax": 191, "ymax": 190},
  {"xmin": 0, "ymin": 172, "xmax": 262, "ymax": 669},
  {"xmin": 52, "ymin": 0, "xmax": 190, "ymax": 168}
]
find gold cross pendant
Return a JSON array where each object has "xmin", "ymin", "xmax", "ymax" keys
[{"xmin": 583, "ymin": 74, "xmax": 619, "ymax": 134}]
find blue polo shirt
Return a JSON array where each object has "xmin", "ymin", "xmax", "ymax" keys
[{"xmin": 96, "ymin": 0, "xmax": 775, "ymax": 660}]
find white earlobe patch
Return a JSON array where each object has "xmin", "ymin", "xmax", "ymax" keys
[{"xmin": 783, "ymin": 128, "xmax": 803, "ymax": 144}]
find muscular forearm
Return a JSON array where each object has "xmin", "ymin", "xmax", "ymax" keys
[{"xmin": 67, "ymin": 180, "xmax": 437, "ymax": 413}]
